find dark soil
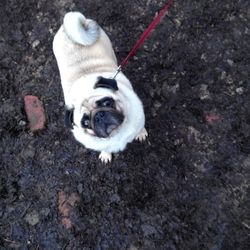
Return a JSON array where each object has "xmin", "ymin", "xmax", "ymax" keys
[{"xmin": 0, "ymin": 0, "xmax": 249, "ymax": 249}]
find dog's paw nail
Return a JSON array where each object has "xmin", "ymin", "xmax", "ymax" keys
[
  {"xmin": 136, "ymin": 128, "xmax": 148, "ymax": 142},
  {"xmin": 99, "ymin": 152, "xmax": 112, "ymax": 164}
]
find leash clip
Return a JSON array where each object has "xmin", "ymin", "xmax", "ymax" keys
[
  {"xmin": 112, "ymin": 0, "xmax": 174, "ymax": 78},
  {"xmin": 112, "ymin": 65, "xmax": 122, "ymax": 79}
]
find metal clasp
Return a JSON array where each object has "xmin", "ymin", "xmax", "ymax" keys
[{"xmin": 112, "ymin": 65, "xmax": 122, "ymax": 79}]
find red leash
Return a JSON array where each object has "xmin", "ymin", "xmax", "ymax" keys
[{"xmin": 113, "ymin": 0, "xmax": 174, "ymax": 78}]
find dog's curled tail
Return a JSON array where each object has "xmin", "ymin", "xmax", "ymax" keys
[{"xmin": 63, "ymin": 12, "xmax": 100, "ymax": 46}]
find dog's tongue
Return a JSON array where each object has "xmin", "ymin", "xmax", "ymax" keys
[
  {"xmin": 94, "ymin": 126, "xmax": 109, "ymax": 138},
  {"xmin": 106, "ymin": 124, "xmax": 117, "ymax": 134}
]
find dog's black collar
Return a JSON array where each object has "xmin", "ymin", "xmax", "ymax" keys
[{"xmin": 94, "ymin": 76, "xmax": 118, "ymax": 91}]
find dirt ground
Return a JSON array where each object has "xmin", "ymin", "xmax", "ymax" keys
[{"xmin": 0, "ymin": 0, "xmax": 249, "ymax": 249}]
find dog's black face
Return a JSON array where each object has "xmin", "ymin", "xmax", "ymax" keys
[
  {"xmin": 92, "ymin": 107, "xmax": 124, "ymax": 138},
  {"xmin": 80, "ymin": 96, "xmax": 124, "ymax": 138},
  {"xmin": 65, "ymin": 77, "xmax": 124, "ymax": 138}
]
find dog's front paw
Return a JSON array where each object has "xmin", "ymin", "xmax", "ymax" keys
[
  {"xmin": 99, "ymin": 151, "xmax": 112, "ymax": 164},
  {"xmin": 135, "ymin": 128, "xmax": 148, "ymax": 142}
]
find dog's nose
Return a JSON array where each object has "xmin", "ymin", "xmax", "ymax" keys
[
  {"xmin": 94, "ymin": 111, "xmax": 105, "ymax": 122},
  {"xmin": 93, "ymin": 110, "xmax": 124, "ymax": 138}
]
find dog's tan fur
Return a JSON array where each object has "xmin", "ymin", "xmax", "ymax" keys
[{"xmin": 53, "ymin": 12, "xmax": 147, "ymax": 163}]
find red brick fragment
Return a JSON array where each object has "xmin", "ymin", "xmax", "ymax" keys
[
  {"xmin": 205, "ymin": 113, "xmax": 221, "ymax": 123},
  {"xmin": 58, "ymin": 191, "xmax": 80, "ymax": 229},
  {"xmin": 24, "ymin": 95, "xmax": 46, "ymax": 131}
]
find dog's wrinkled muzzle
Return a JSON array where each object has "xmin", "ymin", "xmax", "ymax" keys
[{"xmin": 90, "ymin": 108, "xmax": 124, "ymax": 138}]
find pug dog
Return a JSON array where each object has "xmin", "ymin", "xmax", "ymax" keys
[{"xmin": 53, "ymin": 12, "xmax": 147, "ymax": 163}]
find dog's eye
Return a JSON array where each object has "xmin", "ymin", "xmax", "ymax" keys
[
  {"xmin": 96, "ymin": 97, "xmax": 115, "ymax": 108},
  {"xmin": 102, "ymin": 99, "xmax": 113, "ymax": 107},
  {"xmin": 81, "ymin": 114, "xmax": 90, "ymax": 128}
]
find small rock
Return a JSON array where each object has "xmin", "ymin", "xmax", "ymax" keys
[
  {"xmin": 225, "ymin": 75, "xmax": 233, "ymax": 84},
  {"xmin": 227, "ymin": 59, "xmax": 234, "ymax": 66},
  {"xmin": 201, "ymin": 53, "xmax": 207, "ymax": 61},
  {"xmin": 77, "ymin": 183, "xmax": 83, "ymax": 194},
  {"xmin": 110, "ymin": 193, "xmax": 121, "ymax": 203},
  {"xmin": 151, "ymin": 108, "xmax": 157, "ymax": 117},
  {"xmin": 174, "ymin": 138, "xmax": 183, "ymax": 146},
  {"xmin": 152, "ymin": 74, "xmax": 158, "ymax": 83},
  {"xmin": 153, "ymin": 101, "xmax": 162, "ymax": 110},
  {"xmin": 174, "ymin": 18, "xmax": 181, "ymax": 27},
  {"xmin": 1, "ymin": 101, "xmax": 15, "ymax": 113},
  {"xmin": 162, "ymin": 82, "xmax": 179, "ymax": 97},
  {"xmin": 141, "ymin": 224, "xmax": 158, "ymax": 236},
  {"xmin": 21, "ymin": 147, "xmax": 35, "ymax": 159},
  {"xmin": 18, "ymin": 120, "xmax": 26, "ymax": 126},
  {"xmin": 149, "ymin": 88, "xmax": 155, "ymax": 97},
  {"xmin": 40, "ymin": 208, "xmax": 50, "ymax": 217},
  {"xmin": 54, "ymin": 141, "xmax": 60, "ymax": 145},
  {"xmin": 236, "ymin": 87, "xmax": 243, "ymax": 94},
  {"xmin": 6, "ymin": 241, "xmax": 21, "ymax": 249},
  {"xmin": 25, "ymin": 211, "xmax": 40, "ymax": 226},
  {"xmin": 128, "ymin": 245, "xmax": 138, "ymax": 250},
  {"xmin": 32, "ymin": 40, "xmax": 40, "ymax": 48},
  {"xmin": 220, "ymin": 71, "xmax": 226, "ymax": 80},
  {"xmin": 199, "ymin": 84, "xmax": 210, "ymax": 100},
  {"xmin": 188, "ymin": 126, "xmax": 201, "ymax": 144},
  {"xmin": 59, "ymin": 101, "xmax": 64, "ymax": 107}
]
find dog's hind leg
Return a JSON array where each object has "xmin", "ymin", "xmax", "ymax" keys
[
  {"xmin": 135, "ymin": 128, "xmax": 148, "ymax": 142},
  {"xmin": 99, "ymin": 151, "xmax": 112, "ymax": 164}
]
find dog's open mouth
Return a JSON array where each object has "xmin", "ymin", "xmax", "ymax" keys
[{"xmin": 90, "ymin": 108, "xmax": 124, "ymax": 138}]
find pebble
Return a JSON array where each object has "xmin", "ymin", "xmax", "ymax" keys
[
  {"xmin": 141, "ymin": 224, "xmax": 158, "ymax": 236},
  {"xmin": 54, "ymin": 141, "xmax": 60, "ymax": 146},
  {"xmin": 153, "ymin": 101, "xmax": 162, "ymax": 110},
  {"xmin": 236, "ymin": 87, "xmax": 243, "ymax": 94},
  {"xmin": 199, "ymin": 84, "xmax": 210, "ymax": 100},
  {"xmin": 201, "ymin": 53, "xmax": 207, "ymax": 61},
  {"xmin": 21, "ymin": 147, "xmax": 35, "ymax": 159},
  {"xmin": 59, "ymin": 101, "xmax": 64, "ymax": 107},
  {"xmin": 25, "ymin": 211, "xmax": 40, "ymax": 226},
  {"xmin": 32, "ymin": 40, "xmax": 40, "ymax": 48},
  {"xmin": 40, "ymin": 208, "xmax": 50, "ymax": 217},
  {"xmin": 220, "ymin": 71, "xmax": 227, "ymax": 80},
  {"xmin": 161, "ymin": 82, "xmax": 179, "ymax": 97},
  {"xmin": 188, "ymin": 126, "xmax": 201, "ymax": 144},
  {"xmin": 77, "ymin": 183, "xmax": 83, "ymax": 194},
  {"xmin": 128, "ymin": 245, "xmax": 138, "ymax": 250},
  {"xmin": 227, "ymin": 59, "xmax": 234, "ymax": 66},
  {"xmin": 19, "ymin": 120, "xmax": 26, "ymax": 126},
  {"xmin": 174, "ymin": 18, "xmax": 182, "ymax": 27},
  {"xmin": 110, "ymin": 193, "xmax": 121, "ymax": 203}
]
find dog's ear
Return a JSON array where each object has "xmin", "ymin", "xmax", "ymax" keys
[
  {"xmin": 65, "ymin": 108, "xmax": 74, "ymax": 129},
  {"xmin": 94, "ymin": 77, "xmax": 118, "ymax": 91}
]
